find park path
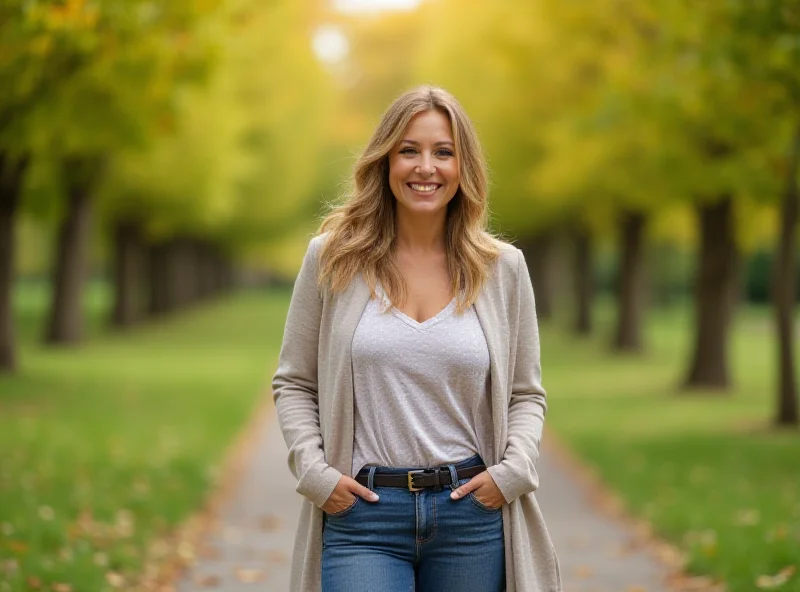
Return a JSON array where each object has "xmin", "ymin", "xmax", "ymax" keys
[{"xmin": 177, "ymin": 402, "xmax": 673, "ymax": 591}]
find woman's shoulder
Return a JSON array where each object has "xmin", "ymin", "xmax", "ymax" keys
[
  {"xmin": 305, "ymin": 231, "xmax": 330, "ymax": 260},
  {"xmin": 484, "ymin": 234, "xmax": 523, "ymax": 275}
]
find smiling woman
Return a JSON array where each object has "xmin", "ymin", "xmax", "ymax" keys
[{"xmin": 272, "ymin": 85, "xmax": 561, "ymax": 592}]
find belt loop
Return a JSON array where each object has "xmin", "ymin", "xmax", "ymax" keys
[
  {"xmin": 367, "ymin": 466, "xmax": 377, "ymax": 492},
  {"xmin": 446, "ymin": 463, "xmax": 459, "ymax": 491}
]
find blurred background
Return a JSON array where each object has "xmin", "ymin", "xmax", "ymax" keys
[{"xmin": 1, "ymin": 0, "xmax": 798, "ymax": 591}]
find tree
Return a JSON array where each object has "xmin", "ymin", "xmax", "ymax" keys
[
  {"xmin": 725, "ymin": 1, "xmax": 800, "ymax": 424},
  {"xmin": 0, "ymin": 0, "xmax": 106, "ymax": 367}
]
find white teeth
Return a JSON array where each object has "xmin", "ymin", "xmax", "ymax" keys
[{"xmin": 409, "ymin": 183, "xmax": 437, "ymax": 192}]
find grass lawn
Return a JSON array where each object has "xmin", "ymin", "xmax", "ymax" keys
[
  {"xmin": 542, "ymin": 300, "xmax": 800, "ymax": 592},
  {"xmin": 0, "ymin": 282, "xmax": 291, "ymax": 591}
]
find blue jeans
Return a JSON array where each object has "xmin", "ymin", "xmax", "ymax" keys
[{"xmin": 321, "ymin": 455, "xmax": 505, "ymax": 591}]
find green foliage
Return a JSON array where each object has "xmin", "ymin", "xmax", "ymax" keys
[
  {"xmin": 743, "ymin": 250, "xmax": 800, "ymax": 304},
  {"xmin": 98, "ymin": 0, "xmax": 333, "ymax": 259},
  {"xmin": 4, "ymin": 0, "xmax": 333, "ymax": 268}
]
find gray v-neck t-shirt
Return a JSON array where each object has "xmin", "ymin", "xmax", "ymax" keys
[{"xmin": 350, "ymin": 285, "xmax": 492, "ymax": 476}]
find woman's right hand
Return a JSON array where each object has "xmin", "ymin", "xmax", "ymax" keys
[{"xmin": 322, "ymin": 475, "xmax": 379, "ymax": 514}]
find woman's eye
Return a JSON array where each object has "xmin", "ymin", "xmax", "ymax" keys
[
  {"xmin": 399, "ymin": 148, "xmax": 417, "ymax": 155},
  {"xmin": 437, "ymin": 149, "xmax": 454, "ymax": 157}
]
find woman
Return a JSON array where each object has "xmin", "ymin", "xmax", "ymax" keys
[{"xmin": 273, "ymin": 86, "xmax": 561, "ymax": 592}]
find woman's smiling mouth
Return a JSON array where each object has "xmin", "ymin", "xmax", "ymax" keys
[{"xmin": 407, "ymin": 183, "xmax": 441, "ymax": 195}]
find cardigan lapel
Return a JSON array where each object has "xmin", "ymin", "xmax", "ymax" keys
[
  {"xmin": 332, "ymin": 274, "xmax": 372, "ymax": 475},
  {"xmin": 474, "ymin": 285, "xmax": 506, "ymax": 467}
]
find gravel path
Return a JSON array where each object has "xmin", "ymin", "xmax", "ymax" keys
[{"xmin": 177, "ymin": 404, "xmax": 673, "ymax": 591}]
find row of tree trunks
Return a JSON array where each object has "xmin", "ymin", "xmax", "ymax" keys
[
  {"xmin": 772, "ymin": 125, "xmax": 800, "ymax": 426},
  {"xmin": 1, "ymin": 157, "xmax": 237, "ymax": 374},
  {"xmin": 112, "ymin": 220, "xmax": 146, "ymax": 328},
  {"xmin": 518, "ymin": 231, "xmax": 556, "ymax": 320},
  {"xmin": 0, "ymin": 152, "xmax": 29, "ymax": 371},
  {"xmin": 572, "ymin": 226, "xmax": 594, "ymax": 335},
  {"xmin": 683, "ymin": 195, "xmax": 739, "ymax": 390},
  {"xmin": 613, "ymin": 210, "xmax": 647, "ymax": 352},
  {"xmin": 139, "ymin": 235, "xmax": 234, "ymax": 321}
]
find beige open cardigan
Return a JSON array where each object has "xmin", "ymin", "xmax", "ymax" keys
[{"xmin": 272, "ymin": 234, "xmax": 562, "ymax": 591}]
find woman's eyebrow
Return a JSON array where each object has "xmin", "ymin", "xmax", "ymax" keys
[{"xmin": 400, "ymin": 139, "xmax": 455, "ymax": 147}]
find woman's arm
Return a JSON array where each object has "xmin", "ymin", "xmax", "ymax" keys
[
  {"xmin": 485, "ymin": 248, "xmax": 547, "ymax": 503},
  {"xmin": 272, "ymin": 236, "xmax": 343, "ymax": 508}
]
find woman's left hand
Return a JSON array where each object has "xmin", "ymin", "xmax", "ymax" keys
[{"xmin": 450, "ymin": 471, "xmax": 506, "ymax": 509}]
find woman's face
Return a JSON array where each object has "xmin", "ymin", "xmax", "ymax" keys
[{"xmin": 388, "ymin": 109, "xmax": 460, "ymax": 218}]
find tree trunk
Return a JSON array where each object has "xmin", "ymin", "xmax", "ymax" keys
[
  {"xmin": 613, "ymin": 210, "xmax": 647, "ymax": 352},
  {"xmin": 683, "ymin": 195, "xmax": 739, "ymax": 390},
  {"xmin": 572, "ymin": 226, "xmax": 593, "ymax": 335},
  {"xmin": 164, "ymin": 239, "xmax": 184, "ymax": 312},
  {"xmin": 44, "ymin": 165, "xmax": 94, "ymax": 345},
  {"xmin": 518, "ymin": 231, "xmax": 556, "ymax": 320},
  {"xmin": 147, "ymin": 242, "xmax": 169, "ymax": 317},
  {"xmin": 772, "ymin": 125, "xmax": 800, "ymax": 426},
  {"xmin": 111, "ymin": 220, "xmax": 144, "ymax": 328},
  {"xmin": 0, "ymin": 153, "xmax": 29, "ymax": 372},
  {"xmin": 175, "ymin": 239, "xmax": 200, "ymax": 307},
  {"xmin": 198, "ymin": 243, "xmax": 216, "ymax": 299}
]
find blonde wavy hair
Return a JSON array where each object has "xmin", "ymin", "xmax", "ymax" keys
[{"xmin": 317, "ymin": 85, "xmax": 504, "ymax": 313}]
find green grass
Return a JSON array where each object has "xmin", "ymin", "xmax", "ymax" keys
[
  {"xmin": 0, "ymin": 282, "xmax": 292, "ymax": 591},
  {"xmin": 542, "ymin": 301, "xmax": 800, "ymax": 592}
]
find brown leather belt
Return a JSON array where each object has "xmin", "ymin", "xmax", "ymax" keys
[{"xmin": 355, "ymin": 465, "xmax": 486, "ymax": 492}]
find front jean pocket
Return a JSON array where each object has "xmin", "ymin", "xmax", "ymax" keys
[
  {"xmin": 325, "ymin": 496, "xmax": 361, "ymax": 519},
  {"xmin": 457, "ymin": 478, "xmax": 502, "ymax": 513},
  {"xmin": 468, "ymin": 491, "xmax": 502, "ymax": 513}
]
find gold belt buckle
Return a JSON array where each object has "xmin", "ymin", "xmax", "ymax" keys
[{"xmin": 407, "ymin": 470, "xmax": 425, "ymax": 492}]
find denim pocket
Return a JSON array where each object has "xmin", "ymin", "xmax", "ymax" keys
[
  {"xmin": 457, "ymin": 478, "xmax": 501, "ymax": 513},
  {"xmin": 468, "ymin": 491, "xmax": 502, "ymax": 513},
  {"xmin": 326, "ymin": 496, "xmax": 361, "ymax": 518}
]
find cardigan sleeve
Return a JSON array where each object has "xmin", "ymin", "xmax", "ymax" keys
[
  {"xmin": 272, "ymin": 237, "xmax": 342, "ymax": 508},
  {"xmin": 486, "ymin": 248, "xmax": 548, "ymax": 503}
]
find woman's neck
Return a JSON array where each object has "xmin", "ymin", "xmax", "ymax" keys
[{"xmin": 394, "ymin": 209, "xmax": 447, "ymax": 254}]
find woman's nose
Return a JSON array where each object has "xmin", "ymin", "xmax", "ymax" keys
[{"xmin": 417, "ymin": 155, "xmax": 434, "ymax": 176}]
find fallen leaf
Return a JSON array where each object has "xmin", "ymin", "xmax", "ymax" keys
[
  {"xmin": 194, "ymin": 574, "xmax": 221, "ymax": 587},
  {"xmin": 1, "ymin": 559, "xmax": 19, "ymax": 576},
  {"xmin": 756, "ymin": 566, "xmax": 796, "ymax": 589},
  {"xmin": 668, "ymin": 575, "xmax": 718, "ymax": 591},
  {"xmin": 51, "ymin": 584, "xmax": 72, "ymax": 592},
  {"xmin": 26, "ymin": 577, "xmax": 41, "ymax": 589},
  {"xmin": 177, "ymin": 541, "xmax": 195, "ymax": 561},
  {"xmin": 258, "ymin": 515, "xmax": 281, "ymax": 531},
  {"xmin": 235, "ymin": 567, "xmax": 267, "ymax": 583},
  {"xmin": 105, "ymin": 572, "xmax": 125, "ymax": 588},
  {"xmin": 575, "ymin": 565, "xmax": 593, "ymax": 579},
  {"xmin": 8, "ymin": 540, "xmax": 28, "ymax": 554},
  {"xmin": 766, "ymin": 525, "xmax": 790, "ymax": 542},
  {"xmin": 198, "ymin": 545, "xmax": 221, "ymax": 560},
  {"xmin": 734, "ymin": 508, "xmax": 760, "ymax": 526}
]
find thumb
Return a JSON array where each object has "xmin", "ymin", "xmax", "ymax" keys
[
  {"xmin": 450, "ymin": 476, "xmax": 480, "ymax": 500},
  {"xmin": 348, "ymin": 479, "xmax": 379, "ymax": 502}
]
